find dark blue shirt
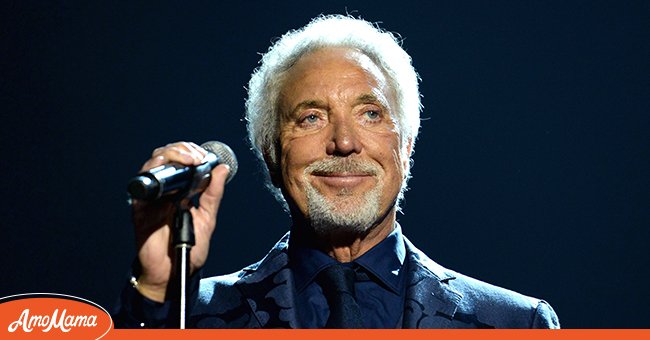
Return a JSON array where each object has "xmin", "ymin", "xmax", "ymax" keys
[{"xmin": 289, "ymin": 225, "xmax": 407, "ymax": 328}]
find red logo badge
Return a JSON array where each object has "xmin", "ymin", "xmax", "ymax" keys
[{"xmin": 0, "ymin": 293, "xmax": 112, "ymax": 339}]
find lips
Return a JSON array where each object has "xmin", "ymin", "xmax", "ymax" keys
[{"xmin": 311, "ymin": 172, "xmax": 374, "ymax": 188}]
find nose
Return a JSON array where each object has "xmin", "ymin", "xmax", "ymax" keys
[{"xmin": 325, "ymin": 116, "xmax": 362, "ymax": 156}]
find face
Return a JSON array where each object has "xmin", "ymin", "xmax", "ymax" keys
[{"xmin": 276, "ymin": 47, "xmax": 409, "ymax": 237}]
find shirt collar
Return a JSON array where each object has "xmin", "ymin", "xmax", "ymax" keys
[{"xmin": 290, "ymin": 223, "xmax": 406, "ymax": 294}]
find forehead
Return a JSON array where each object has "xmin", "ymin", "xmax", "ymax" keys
[{"xmin": 279, "ymin": 47, "xmax": 389, "ymax": 104}]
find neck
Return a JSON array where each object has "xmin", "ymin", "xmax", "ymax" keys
[{"xmin": 290, "ymin": 206, "xmax": 397, "ymax": 263}]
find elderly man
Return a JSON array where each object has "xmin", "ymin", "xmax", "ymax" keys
[{"xmin": 114, "ymin": 15, "xmax": 559, "ymax": 328}]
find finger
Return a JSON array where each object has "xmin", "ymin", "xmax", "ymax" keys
[
  {"xmin": 188, "ymin": 142, "xmax": 209, "ymax": 159},
  {"xmin": 196, "ymin": 164, "xmax": 230, "ymax": 218},
  {"xmin": 144, "ymin": 144, "xmax": 201, "ymax": 170},
  {"xmin": 176, "ymin": 142, "xmax": 207, "ymax": 165},
  {"xmin": 151, "ymin": 142, "xmax": 199, "ymax": 159},
  {"xmin": 139, "ymin": 154, "xmax": 165, "ymax": 172}
]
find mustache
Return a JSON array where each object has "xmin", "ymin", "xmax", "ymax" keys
[{"xmin": 305, "ymin": 158, "xmax": 381, "ymax": 176}]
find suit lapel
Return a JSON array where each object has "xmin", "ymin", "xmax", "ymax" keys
[
  {"xmin": 235, "ymin": 233, "xmax": 300, "ymax": 328},
  {"xmin": 402, "ymin": 236, "xmax": 463, "ymax": 328}
]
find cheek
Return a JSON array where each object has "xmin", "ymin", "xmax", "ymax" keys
[
  {"xmin": 364, "ymin": 131, "xmax": 403, "ymax": 168},
  {"xmin": 378, "ymin": 140, "xmax": 407, "ymax": 191},
  {"xmin": 280, "ymin": 136, "xmax": 323, "ymax": 185}
]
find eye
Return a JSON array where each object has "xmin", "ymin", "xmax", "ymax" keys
[
  {"xmin": 304, "ymin": 114, "xmax": 319, "ymax": 123},
  {"xmin": 364, "ymin": 110, "xmax": 380, "ymax": 120},
  {"xmin": 297, "ymin": 112, "xmax": 324, "ymax": 129}
]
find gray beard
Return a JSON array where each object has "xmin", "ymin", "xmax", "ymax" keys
[{"xmin": 303, "ymin": 158, "xmax": 383, "ymax": 239}]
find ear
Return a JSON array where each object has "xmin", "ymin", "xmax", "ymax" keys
[{"xmin": 263, "ymin": 149, "xmax": 282, "ymax": 188}]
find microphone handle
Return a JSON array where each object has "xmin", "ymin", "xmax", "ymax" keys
[{"xmin": 127, "ymin": 153, "xmax": 218, "ymax": 200}]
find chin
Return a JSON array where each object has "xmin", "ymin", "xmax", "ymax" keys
[{"xmin": 305, "ymin": 184, "xmax": 382, "ymax": 239}]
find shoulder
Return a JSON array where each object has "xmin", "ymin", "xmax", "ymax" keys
[
  {"xmin": 197, "ymin": 270, "xmax": 248, "ymax": 311},
  {"xmin": 449, "ymin": 270, "xmax": 560, "ymax": 328},
  {"xmin": 404, "ymin": 236, "xmax": 560, "ymax": 328},
  {"xmin": 197, "ymin": 231, "xmax": 291, "ymax": 301},
  {"xmin": 188, "ymin": 269, "xmax": 253, "ymax": 328},
  {"xmin": 191, "ymin": 233, "xmax": 292, "ymax": 328}
]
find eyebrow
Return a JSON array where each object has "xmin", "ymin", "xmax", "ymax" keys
[
  {"xmin": 283, "ymin": 99, "xmax": 327, "ymax": 119},
  {"xmin": 285, "ymin": 93, "xmax": 388, "ymax": 119},
  {"xmin": 353, "ymin": 93, "xmax": 386, "ymax": 107}
]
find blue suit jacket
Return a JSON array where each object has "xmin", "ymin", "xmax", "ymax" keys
[{"xmin": 190, "ymin": 233, "xmax": 559, "ymax": 328}]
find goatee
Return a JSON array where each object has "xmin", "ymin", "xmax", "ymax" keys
[{"xmin": 303, "ymin": 158, "xmax": 383, "ymax": 239}]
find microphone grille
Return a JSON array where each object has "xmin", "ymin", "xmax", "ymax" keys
[{"xmin": 201, "ymin": 141, "xmax": 238, "ymax": 183}]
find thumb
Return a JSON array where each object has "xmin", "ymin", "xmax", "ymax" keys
[{"xmin": 197, "ymin": 164, "xmax": 230, "ymax": 217}]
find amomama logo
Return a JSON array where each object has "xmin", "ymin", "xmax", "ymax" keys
[{"xmin": 0, "ymin": 293, "xmax": 112, "ymax": 339}]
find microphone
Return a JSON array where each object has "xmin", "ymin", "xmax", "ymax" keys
[{"xmin": 127, "ymin": 141, "xmax": 238, "ymax": 200}]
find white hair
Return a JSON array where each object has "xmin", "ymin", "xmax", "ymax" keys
[{"xmin": 245, "ymin": 14, "xmax": 422, "ymax": 210}]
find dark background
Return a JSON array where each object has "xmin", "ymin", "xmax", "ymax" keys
[{"xmin": 1, "ymin": 0, "xmax": 648, "ymax": 328}]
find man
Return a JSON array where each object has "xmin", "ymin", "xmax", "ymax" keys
[{"xmin": 114, "ymin": 15, "xmax": 560, "ymax": 328}]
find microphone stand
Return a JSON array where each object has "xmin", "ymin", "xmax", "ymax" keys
[
  {"xmin": 168, "ymin": 157, "xmax": 214, "ymax": 329},
  {"xmin": 171, "ymin": 197, "xmax": 194, "ymax": 329}
]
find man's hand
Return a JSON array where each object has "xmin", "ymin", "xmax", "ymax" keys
[{"xmin": 130, "ymin": 142, "xmax": 230, "ymax": 302}]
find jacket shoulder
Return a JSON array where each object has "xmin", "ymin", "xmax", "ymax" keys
[
  {"xmin": 191, "ymin": 233, "xmax": 293, "ymax": 328},
  {"xmin": 190, "ymin": 270, "xmax": 255, "ymax": 328},
  {"xmin": 404, "ymin": 236, "xmax": 559, "ymax": 328},
  {"xmin": 449, "ymin": 270, "xmax": 560, "ymax": 328}
]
